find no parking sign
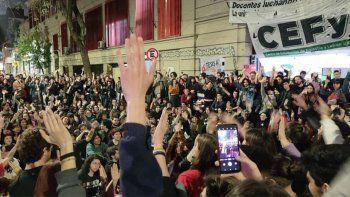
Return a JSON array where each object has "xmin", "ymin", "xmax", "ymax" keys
[{"xmin": 146, "ymin": 48, "xmax": 159, "ymax": 59}]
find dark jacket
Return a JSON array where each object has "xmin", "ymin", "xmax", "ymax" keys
[
  {"xmin": 56, "ymin": 168, "xmax": 85, "ymax": 197},
  {"xmin": 9, "ymin": 166, "xmax": 42, "ymax": 196},
  {"xmin": 120, "ymin": 123, "xmax": 163, "ymax": 197}
]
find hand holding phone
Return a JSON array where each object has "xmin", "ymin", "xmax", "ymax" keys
[{"xmin": 217, "ymin": 124, "xmax": 240, "ymax": 173}]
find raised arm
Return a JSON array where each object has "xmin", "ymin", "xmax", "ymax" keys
[{"xmin": 116, "ymin": 34, "xmax": 163, "ymax": 197}]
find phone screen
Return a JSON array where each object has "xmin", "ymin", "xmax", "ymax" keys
[{"xmin": 217, "ymin": 124, "xmax": 241, "ymax": 173}]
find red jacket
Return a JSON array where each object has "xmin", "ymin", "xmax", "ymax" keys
[{"xmin": 177, "ymin": 169, "xmax": 203, "ymax": 197}]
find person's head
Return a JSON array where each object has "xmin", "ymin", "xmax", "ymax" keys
[
  {"xmin": 276, "ymin": 76, "xmax": 283, "ymax": 84},
  {"xmin": 111, "ymin": 129, "xmax": 122, "ymax": 141},
  {"xmin": 155, "ymin": 105, "xmax": 161, "ymax": 113},
  {"xmin": 106, "ymin": 146, "xmax": 119, "ymax": 161},
  {"xmin": 12, "ymin": 123, "xmax": 21, "ymax": 134},
  {"xmin": 300, "ymin": 71, "xmax": 306, "ymax": 79},
  {"xmin": 333, "ymin": 79, "xmax": 341, "ymax": 90},
  {"xmin": 245, "ymin": 129, "xmax": 277, "ymax": 154},
  {"xmin": 22, "ymin": 113, "xmax": 30, "ymax": 121},
  {"xmin": 260, "ymin": 112, "xmax": 267, "ymax": 121},
  {"xmin": 20, "ymin": 119, "xmax": 28, "ymax": 130},
  {"xmin": 191, "ymin": 116, "xmax": 198, "ymax": 123},
  {"xmin": 170, "ymin": 72, "xmax": 177, "ymax": 79},
  {"xmin": 101, "ymin": 113, "xmax": 108, "ymax": 121},
  {"xmin": 233, "ymin": 90, "xmax": 239, "ymax": 98},
  {"xmin": 282, "ymin": 79, "xmax": 290, "ymax": 90},
  {"xmin": 172, "ymin": 79, "xmax": 178, "ymax": 85},
  {"xmin": 81, "ymin": 155, "xmax": 102, "ymax": 175},
  {"xmin": 18, "ymin": 129, "xmax": 51, "ymax": 165},
  {"xmin": 293, "ymin": 76, "xmax": 303, "ymax": 85},
  {"xmin": 0, "ymin": 177, "xmax": 11, "ymax": 196},
  {"xmin": 311, "ymin": 72, "xmax": 318, "ymax": 79},
  {"xmin": 93, "ymin": 105, "xmax": 99, "ymax": 113},
  {"xmin": 242, "ymin": 78, "xmax": 251, "ymax": 87},
  {"xmin": 226, "ymin": 103, "xmax": 233, "ymax": 113},
  {"xmin": 3, "ymin": 135, "xmax": 12, "ymax": 146},
  {"xmin": 302, "ymin": 144, "xmax": 350, "ymax": 197},
  {"xmin": 207, "ymin": 81, "xmax": 213, "ymax": 89},
  {"xmin": 270, "ymin": 154, "xmax": 297, "ymax": 187},
  {"xmin": 202, "ymin": 176, "xmax": 238, "ymax": 197},
  {"xmin": 333, "ymin": 70, "xmax": 341, "ymax": 79},
  {"xmin": 250, "ymin": 71, "xmax": 256, "ymax": 81},
  {"xmin": 112, "ymin": 117, "xmax": 120, "ymax": 125},
  {"xmin": 306, "ymin": 84, "xmax": 315, "ymax": 94},
  {"xmin": 92, "ymin": 133, "xmax": 102, "ymax": 146},
  {"xmin": 226, "ymin": 180, "xmax": 289, "ymax": 197},
  {"xmin": 2, "ymin": 102, "xmax": 10, "ymax": 111},
  {"xmin": 244, "ymin": 128, "xmax": 264, "ymax": 147},
  {"xmin": 216, "ymin": 93, "xmax": 223, "ymax": 101},
  {"xmin": 285, "ymin": 122, "xmax": 311, "ymax": 152},
  {"xmin": 191, "ymin": 134, "xmax": 218, "ymax": 173},
  {"xmin": 85, "ymin": 109, "xmax": 92, "ymax": 118},
  {"xmin": 183, "ymin": 88, "xmax": 189, "ymax": 95}
]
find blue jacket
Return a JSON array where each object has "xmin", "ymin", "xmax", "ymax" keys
[{"xmin": 120, "ymin": 123, "xmax": 163, "ymax": 197}]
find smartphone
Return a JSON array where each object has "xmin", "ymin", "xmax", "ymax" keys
[{"xmin": 217, "ymin": 124, "xmax": 241, "ymax": 173}]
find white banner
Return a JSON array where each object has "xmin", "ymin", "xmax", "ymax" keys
[
  {"xmin": 200, "ymin": 57, "xmax": 224, "ymax": 75},
  {"xmin": 248, "ymin": 6, "xmax": 350, "ymax": 57},
  {"xmin": 229, "ymin": 0, "xmax": 349, "ymax": 24}
]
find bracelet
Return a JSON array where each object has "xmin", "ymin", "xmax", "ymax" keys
[
  {"xmin": 153, "ymin": 151, "xmax": 166, "ymax": 157},
  {"xmin": 61, "ymin": 157, "xmax": 75, "ymax": 163},
  {"xmin": 153, "ymin": 147, "xmax": 165, "ymax": 152},
  {"xmin": 60, "ymin": 152, "xmax": 75, "ymax": 161}
]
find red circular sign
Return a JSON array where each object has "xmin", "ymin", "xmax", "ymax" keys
[{"xmin": 146, "ymin": 48, "xmax": 159, "ymax": 59}]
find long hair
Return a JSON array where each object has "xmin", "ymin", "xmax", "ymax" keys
[
  {"xmin": 192, "ymin": 134, "xmax": 218, "ymax": 174},
  {"xmin": 79, "ymin": 154, "xmax": 101, "ymax": 179}
]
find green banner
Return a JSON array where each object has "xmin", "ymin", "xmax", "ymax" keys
[{"xmin": 264, "ymin": 39, "xmax": 350, "ymax": 57}]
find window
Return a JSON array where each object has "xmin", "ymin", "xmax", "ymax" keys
[
  {"xmin": 105, "ymin": 0, "xmax": 129, "ymax": 47},
  {"xmin": 53, "ymin": 34, "xmax": 58, "ymax": 54},
  {"xmin": 158, "ymin": 0, "xmax": 181, "ymax": 39},
  {"xmin": 85, "ymin": 6, "xmax": 103, "ymax": 50},
  {"xmin": 61, "ymin": 23, "xmax": 68, "ymax": 53},
  {"xmin": 135, "ymin": 0, "xmax": 153, "ymax": 40}
]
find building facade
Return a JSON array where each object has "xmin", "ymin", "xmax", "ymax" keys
[{"xmin": 21, "ymin": 0, "xmax": 253, "ymax": 78}]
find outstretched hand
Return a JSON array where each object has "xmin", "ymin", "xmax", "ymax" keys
[
  {"xmin": 153, "ymin": 109, "xmax": 169, "ymax": 147},
  {"xmin": 292, "ymin": 94, "xmax": 308, "ymax": 110},
  {"xmin": 0, "ymin": 115, "xmax": 5, "ymax": 130},
  {"xmin": 315, "ymin": 96, "xmax": 331, "ymax": 119},
  {"xmin": 40, "ymin": 108, "xmax": 73, "ymax": 154},
  {"xmin": 217, "ymin": 149, "xmax": 262, "ymax": 181},
  {"xmin": 116, "ymin": 34, "xmax": 156, "ymax": 103}
]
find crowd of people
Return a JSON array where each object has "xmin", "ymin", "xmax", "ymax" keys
[{"xmin": 0, "ymin": 34, "xmax": 350, "ymax": 197}]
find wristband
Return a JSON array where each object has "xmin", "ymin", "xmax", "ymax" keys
[
  {"xmin": 60, "ymin": 152, "xmax": 75, "ymax": 161},
  {"xmin": 61, "ymin": 157, "xmax": 75, "ymax": 164},
  {"xmin": 153, "ymin": 147, "xmax": 165, "ymax": 152},
  {"xmin": 153, "ymin": 151, "xmax": 166, "ymax": 157}
]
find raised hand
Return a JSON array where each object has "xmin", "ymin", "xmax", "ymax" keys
[
  {"xmin": 217, "ymin": 149, "xmax": 262, "ymax": 181},
  {"xmin": 153, "ymin": 109, "xmax": 169, "ymax": 147},
  {"xmin": 40, "ymin": 108, "xmax": 73, "ymax": 155},
  {"xmin": 233, "ymin": 150, "xmax": 263, "ymax": 181},
  {"xmin": 116, "ymin": 34, "xmax": 156, "ymax": 103},
  {"xmin": 292, "ymin": 94, "xmax": 308, "ymax": 110},
  {"xmin": 315, "ymin": 96, "xmax": 331, "ymax": 119},
  {"xmin": 111, "ymin": 163, "xmax": 120, "ymax": 181},
  {"xmin": 0, "ymin": 115, "xmax": 5, "ymax": 130}
]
